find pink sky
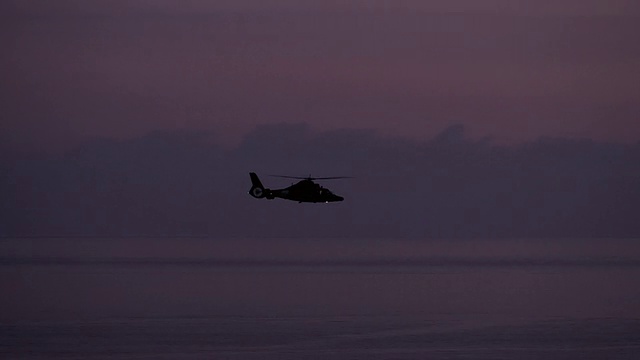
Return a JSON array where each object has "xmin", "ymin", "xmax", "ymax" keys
[{"xmin": 2, "ymin": 0, "xmax": 640, "ymax": 150}]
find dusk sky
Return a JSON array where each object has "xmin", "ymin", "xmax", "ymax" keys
[
  {"xmin": 2, "ymin": 1, "xmax": 640, "ymax": 238},
  {"xmin": 2, "ymin": 0, "xmax": 640, "ymax": 152}
]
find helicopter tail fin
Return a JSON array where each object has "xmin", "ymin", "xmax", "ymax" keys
[
  {"xmin": 249, "ymin": 172, "xmax": 264, "ymax": 189},
  {"xmin": 249, "ymin": 172, "xmax": 269, "ymax": 199}
]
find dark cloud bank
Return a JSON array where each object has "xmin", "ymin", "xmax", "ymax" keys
[{"xmin": 2, "ymin": 124, "xmax": 639, "ymax": 238}]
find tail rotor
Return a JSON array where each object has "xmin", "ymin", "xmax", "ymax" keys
[{"xmin": 248, "ymin": 172, "xmax": 272, "ymax": 199}]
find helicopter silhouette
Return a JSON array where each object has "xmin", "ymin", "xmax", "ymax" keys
[{"xmin": 248, "ymin": 172, "xmax": 347, "ymax": 203}]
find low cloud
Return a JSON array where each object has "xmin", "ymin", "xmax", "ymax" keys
[{"xmin": 2, "ymin": 124, "xmax": 639, "ymax": 238}]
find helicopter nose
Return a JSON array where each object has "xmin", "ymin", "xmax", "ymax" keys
[{"xmin": 334, "ymin": 195, "xmax": 344, "ymax": 202}]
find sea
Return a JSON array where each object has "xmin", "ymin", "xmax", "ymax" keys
[{"xmin": 1, "ymin": 237, "xmax": 639, "ymax": 359}]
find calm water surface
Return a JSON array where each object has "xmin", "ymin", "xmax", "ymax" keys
[{"xmin": 1, "ymin": 238, "xmax": 639, "ymax": 359}]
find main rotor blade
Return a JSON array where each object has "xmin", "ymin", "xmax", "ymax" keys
[
  {"xmin": 310, "ymin": 176, "xmax": 353, "ymax": 180},
  {"xmin": 269, "ymin": 175, "xmax": 309, "ymax": 179},
  {"xmin": 269, "ymin": 175, "xmax": 352, "ymax": 180}
]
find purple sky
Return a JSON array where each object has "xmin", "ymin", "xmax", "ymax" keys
[
  {"xmin": 2, "ymin": 1, "xmax": 640, "ymax": 238},
  {"xmin": 2, "ymin": 0, "xmax": 640, "ymax": 151}
]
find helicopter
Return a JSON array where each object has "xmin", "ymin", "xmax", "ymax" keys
[{"xmin": 248, "ymin": 172, "xmax": 347, "ymax": 203}]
